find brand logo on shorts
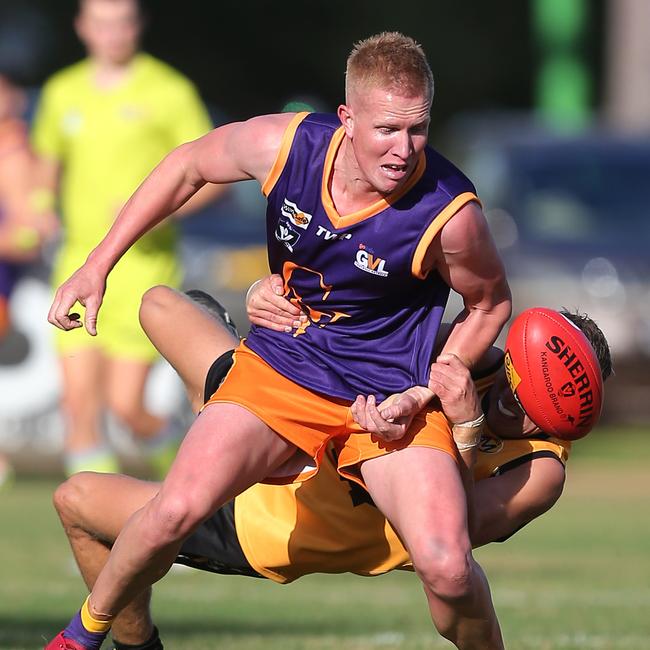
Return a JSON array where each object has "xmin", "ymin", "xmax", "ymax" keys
[
  {"xmin": 354, "ymin": 244, "xmax": 389, "ymax": 277},
  {"xmin": 281, "ymin": 199, "xmax": 312, "ymax": 229}
]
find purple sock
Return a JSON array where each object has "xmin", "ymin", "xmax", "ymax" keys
[{"xmin": 63, "ymin": 610, "xmax": 109, "ymax": 650}]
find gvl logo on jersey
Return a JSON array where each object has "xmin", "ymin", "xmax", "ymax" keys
[
  {"xmin": 281, "ymin": 199, "xmax": 312, "ymax": 230},
  {"xmin": 316, "ymin": 225, "xmax": 352, "ymax": 241},
  {"xmin": 354, "ymin": 244, "xmax": 389, "ymax": 277},
  {"xmin": 275, "ymin": 222, "xmax": 301, "ymax": 252}
]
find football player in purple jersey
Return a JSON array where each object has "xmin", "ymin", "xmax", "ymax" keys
[{"xmin": 46, "ymin": 33, "xmax": 510, "ymax": 650}]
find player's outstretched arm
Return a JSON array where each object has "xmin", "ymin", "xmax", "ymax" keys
[
  {"xmin": 48, "ymin": 114, "xmax": 295, "ymax": 335},
  {"xmin": 472, "ymin": 457, "xmax": 566, "ymax": 548},
  {"xmin": 431, "ymin": 202, "xmax": 512, "ymax": 368}
]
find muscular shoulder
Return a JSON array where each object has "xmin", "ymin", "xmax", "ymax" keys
[
  {"xmin": 418, "ymin": 200, "xmax": 487, "ymax": 275},
  {"xmin": 438, "ymin": 200, "xmax": 488, "ymax": 254},
  {"xmin": 229, "ymin": 112, "xmax": 301, "ymax": 184},
  {"xmin": 191, "ymin": 112, "xmax": 298, "ymax": 186}
]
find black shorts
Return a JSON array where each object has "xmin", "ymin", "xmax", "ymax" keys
[{"xmin": 175, "ymin": 350, "xmax": 264, "ymax": 579}]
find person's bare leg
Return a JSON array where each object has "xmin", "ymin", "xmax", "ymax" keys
[
  {"xmin": 54, "ymin": 472, "xmax": 160, "ymax": 644},
  {"xmin": 87, "ymin": 402, "xmax": 295, "ymax": 617},
  {"xmin": 60, "ymin": 348, "xmax": 119, "ymax": 475},
  {"xmin": 105, "ymin": 357, "xmax": 165, "ymax": 440},
  {"xmin": 361, "ymin": 448, "xmax": 504, "ymax": 650},
  {"xmin": 60, "ymin": 348, "xmax": 105, "ymax": 452},
  {"xmin": 139, "ymin": 285, "xmax": 238, "ymax": 413}
]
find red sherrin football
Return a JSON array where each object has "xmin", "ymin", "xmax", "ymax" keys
[{"xmin": 504, "ymin": 307, "xmax": 604, "ymax": 440}]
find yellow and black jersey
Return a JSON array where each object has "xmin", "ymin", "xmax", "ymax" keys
[{"xmin": 180, "ymin": 351, "xmax": 571, "ymax": 584}]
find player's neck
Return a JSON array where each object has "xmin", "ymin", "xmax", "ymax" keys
[
  {"xmin": 91, "ymin": 57, "xmax": 135, "ymax": 90},
  {"xmin": 329, "ymin": 138, "xmax": 387, "ymax": 214}
]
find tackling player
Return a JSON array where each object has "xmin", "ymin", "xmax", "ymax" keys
[{"xmin": 48, "ymin": 284, "xmax": 611, "ymax": 650}]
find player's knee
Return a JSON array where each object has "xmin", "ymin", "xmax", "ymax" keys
[
  {"xmin": 412, "ymin": 541, "xmax": 473, "ymax": 602},
  {"xmin": 145, "ymin": 492, "xmax": 206, "ymax": 546},
  {"xmin": 139, "ymin": 285, "xmax": 177, "ymax": 330},
  {"xmin": 53, "ymin": 472, "xmax": 94, "ymax": 523}
]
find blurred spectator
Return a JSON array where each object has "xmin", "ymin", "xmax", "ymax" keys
[
  {"xmin": 0, "ymin": 67, "xmax": 59, "ymax": 488},
  {"xmin": 31, "ymin": 0, "xmax": 221, "ymax": 477}
]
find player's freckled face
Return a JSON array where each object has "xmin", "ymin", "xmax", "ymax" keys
[{"xmin": 339, "ymin": 86, "xmax": 431, "ymax": 196}]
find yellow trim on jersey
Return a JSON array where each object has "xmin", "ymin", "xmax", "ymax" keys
[
  {"xmin": 320, "ymin": 127, "xmax": 427, "ymax": 229},
  {"xmin": 410, "ymin": 191, "xmax": 481, "ymax": 279},
  {"xmin": 474, "ymin": 431, "xmax": 570, "ymax": 481},
  {"xmin": 261, "ymin": 112, "xmax": 310, "ymax": 196}
]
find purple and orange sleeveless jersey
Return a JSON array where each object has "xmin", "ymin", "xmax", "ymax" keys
[{"xmin": 245, "ymin": 113, "xmax": 480, "ymax": 402}]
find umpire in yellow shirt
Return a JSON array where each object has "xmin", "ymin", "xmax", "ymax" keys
[{"xmin": 32, "ymin": 0, "xmax": 216, "ymax": 476}]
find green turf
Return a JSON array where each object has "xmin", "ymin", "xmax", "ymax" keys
[{"xmin": 1, "ymin": 427, "xmax": 649, "ymax": 649}]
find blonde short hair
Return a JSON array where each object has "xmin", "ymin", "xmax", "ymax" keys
[{"xmin": 345, "ymin": 32, "xmax": 434, "ymax": 103}]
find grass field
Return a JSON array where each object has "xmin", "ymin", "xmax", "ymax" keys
[{"xmin": 1, "ymin": 427, "xmax": 649, "ymax": 650}]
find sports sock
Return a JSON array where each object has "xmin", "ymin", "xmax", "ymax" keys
[
  {"xmin": 62, "ymin": 597, "xmax": 113, "ymax": 650},
  {"xmin": 64, "ymin": 445, "xmax": 120, "ymax": 477},
  {"xmin": 112, "ymin": 626, "xmax": 163, "ymax": 650}
]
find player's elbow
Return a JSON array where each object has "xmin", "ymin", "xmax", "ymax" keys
[{"xmin": 521, "ymin": 460, "xmax": 566, "ymax": 523}]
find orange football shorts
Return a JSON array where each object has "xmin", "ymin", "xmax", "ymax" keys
[{"xmin": 204, "ymin": 340, "xmax": 456, "ymax": 488}]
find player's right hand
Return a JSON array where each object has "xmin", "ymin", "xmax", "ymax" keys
[
  {"xmin": 428, "ymin": 353, "xmax": 482, "ymax": 425},
  {"xmin": 246, "ymin": 273, "xmax": 306, "ymax": 332},
  {"xmin": 48, "ymin": 265, "xmax": 106, "ymax": 336}
]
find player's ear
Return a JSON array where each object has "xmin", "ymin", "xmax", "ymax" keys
[{"xmin": 338, "ymin": 104, "xmax": 354, "ymax": 137}]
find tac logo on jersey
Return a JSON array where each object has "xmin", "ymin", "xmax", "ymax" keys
[
  {"xmin": 275, "ymin": 222, "xmax": 300, "ymax": 253},
  {"xmin": 354, "ymin": 244, "xmax": 389, "ymax": 277},
  {"xmin": 281, "ymin": 199, "xmax": 312, "ymax": 230},
  {"xmin": 478, "ymin": 433, "xmax": 504, "ymax": 454}
]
